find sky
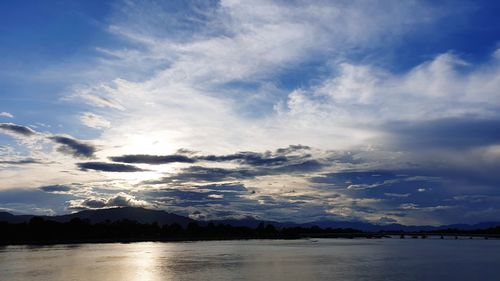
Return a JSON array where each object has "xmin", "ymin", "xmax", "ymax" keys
[{"xmin": 1, "ymin": 0, "xmax": 500, "ymax": 225}]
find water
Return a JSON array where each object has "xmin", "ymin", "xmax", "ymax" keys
[{"xmin": 1, "ymin": 238, "xmax": 499, "ymax": 281}]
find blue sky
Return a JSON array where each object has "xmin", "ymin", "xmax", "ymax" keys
[{"xmin": 1, "ymin": 0, "xmax": 500, "ymax": 225}]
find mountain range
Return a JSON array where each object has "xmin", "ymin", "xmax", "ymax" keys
[{"xmin": 1, "ymin": 207, "xmax": 499, "ymax": 232}]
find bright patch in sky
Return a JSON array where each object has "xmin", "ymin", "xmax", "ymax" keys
[{"xmin": 1, "ymin": 0, "xmax": 500, "ymax": 225}]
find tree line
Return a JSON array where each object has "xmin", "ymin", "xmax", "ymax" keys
[{"xmin": 0, "ymin": 217, "xmax": 364, "ymax": 244}]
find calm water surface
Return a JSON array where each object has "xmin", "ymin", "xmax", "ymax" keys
[{"xmin": 1, "ymin": 238, "xmax": 499, "ymax": 281}]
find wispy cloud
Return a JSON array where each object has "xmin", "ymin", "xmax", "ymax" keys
[{"xmin": 80, "ymin": 112, "xmax": 111, "ymax": 129}]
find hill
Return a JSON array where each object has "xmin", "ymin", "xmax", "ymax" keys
[
  {"xmin": 1, "ymin": 207, "xmax": 193, "ymax": 227},
  {"xmin": 1, "ymin": 207, "xmax": 500, "ymax": 232}
]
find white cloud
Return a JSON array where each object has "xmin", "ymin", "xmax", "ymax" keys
[
  {"xmin": 0, "ymin": 112, "xmax": 13, "ymax": 118},
  {"xmin": 285, "ymin": 51, "xmax": 500, "ymax": 126},
  {"xmin": 68, "ymin": 192, "xmax": 150, "ymax": 210},
  {"xmin": 80, "ymin": 112, "xmax": 111, "ymax": 129},
  {"xmin": 60, "ymin": 0, "xmax": 458, "ymax": 154}
]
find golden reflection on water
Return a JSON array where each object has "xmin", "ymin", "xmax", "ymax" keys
[
  {"xmin": 89, "ymin": 242, "xmax": 172, "ymax": 281},
  {"xmin": 125, "ymin": 242, "xmax": 165, "ymax": 281}
]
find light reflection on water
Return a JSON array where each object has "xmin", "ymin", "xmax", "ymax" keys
[{"xmin": 1, "ymin": 239, "xmax": 500, "ymax": 281}]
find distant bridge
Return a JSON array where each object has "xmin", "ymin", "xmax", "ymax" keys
[
  {"xmin": 390, "ymin": 233, "xmax": 500, "ymax": 240},
  {"xmin": 301, "ymin": 232, "xmax": 500, "ymax": 240}
]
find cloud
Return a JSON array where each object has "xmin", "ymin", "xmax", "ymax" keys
[
  {"xmin": 0, "ymin": 123, "xmax": 37, "ymax": 137},
  {"xmin": 49, "ymin": 136, "xmax": 96, "ymax": 158},
  {"xmin": 197, "ymin": 183, "xmax": 247, "ymax": 192},
  {"xmin": 386, "ymin": 118, "xmax": 500, "ymax": 149},
  {"xmin": 311, "ymin": 171, "xmax": 402, "ymax": 189},
  {"xmin": 70, "ymin": 83, "xmax": 126, "ymax": 110},
  {"xmin": 109, "ymin": 145, "xmax": 312, "ymax": 166},
  {"xmin": 39, "ymin": 185, "xmax": 72, "ymax": 193},
  {"xmin": 79, "ymin": 198, "xmax": 107, "ymax": 209},
  {"xmin": 0, "ymin": 158, "xmax": 43, "ymax": 165},
  {"xmin": 0, "ymin": 122, "xmax": 98, "ymax": 159},
  {"xmin": 347, "ymin": 183, "xmax": 383, "ymax": 190},
  {"xmin": 148, "ymin": 166, "xmax": 257, "ymax": 184},
  {"xmin": 0, "ymin": 187, "xmax": 76, "ymax": 215},
  {"xmin": 80, "ymin": 112, "xmax": 111, "ymax": 129},
  {"xmin": 271, "ymin": 159, "xmax": 323, "ymax": 173},
  {"xmin": 110, "ymin": 154, "xmax": 195, "ymax": 164},
  {"xmin": 285, "ymin": 51, "xmax": 500, "ymax": 126},
  {"xmin": 385, "ymin": 193, "xmax": 411, "ymax": 198},
  {"xmin": 0, "ymin": 112, "xmax": 14, "ymax": 118},
  {"xmin": 197, "ymin": 152, "xmax": 289, "ymax": 166},
  {"xmin": 77, "ymin": 162, "xmax": 147, "ymax": 172},
  {"xmin": 144, "ymin": 148, "xmax": 325, "ymax": 185},
  {"xmin": 106, "ymin": 193, "xmax": 149, "ymax": 207},
  {"xmin": 275, "ymin": 144, "xmax": 311, "ymax": 154},
  {"xmin": 63, "ymin": 0, "xmax": 455, "ymax": 156},
  {"xmin": 70, "ymin": 192, "xmax": 149, "ymax": 210},
  {"xmin": 142, "ymin": 186, "xmax": 252, "ymax": 211}
]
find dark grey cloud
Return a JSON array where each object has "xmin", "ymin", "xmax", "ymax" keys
[
  {"xmin": 0, "ymin": 123, "xmax": 37, "ymax": 137},
  {"xmin": 308, "ymin": 169, "xmax": 473, "ymax": 223},
  {"xmin": 197, "ymin": 145, "xmax": 312, "ymax": 166},
  {"xmin": 77, "ymin": 162, "xmax": 146, "ymax": 172},
  {"xmin": 143, "ymin": 185, "xmax": 250, "ymax": 209},
  {"xmin": 309, "ymin": 171, "xmax": 442, "ymax": 200},
  {"xmin": 39, "ymin": 185, "xmax": 72, "ymax": 193},
  {"xmin": 0, "ymin": 123, "xmax": 99, "ymax": 160},
  {"xmin": 147, "ymin": 166, "xmax": 257, "ymax": 184},
  {"xmin": 387, "ymin": 117, "xmax": 500, "ymax": 149},
  {"xmin": 109, "ymin": 154, "xmax": 195, "ymax": 164},
  {"xmin": 49, "ymin": 136, "xmax": 96, "ymax": 158},
  {"xmin": 113, "ymin": 145, "xmax": 325, "ymax": 186},
  {"xmin": 146, "ymin": 158, "xmax": 325, "ymax": 185},
  {"xmin": 372, "ymin": 117, "xmax": 500, "ymax": 197},
  {"xmin": 196, "ymin": 152, "xmax": 289, "ymax": 166},
  {"xmin": 275, "ymin": 144, "xmax": 311, "ymax": 154},
  {"xmin": 109, "ymin": 145, "xmax": 312, "ymax": 167}
]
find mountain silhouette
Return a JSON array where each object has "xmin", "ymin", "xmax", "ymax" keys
[
  {"xmin": 1, "ymin": 207, "xmax": 193, "ymax": 227},
  {"xmin": 2, "ymin": 207, "xmax": 500, "ymax": 232},
  {"xmin": 0, "ymin": 212, "xmax": 34, "ymax": 224}
]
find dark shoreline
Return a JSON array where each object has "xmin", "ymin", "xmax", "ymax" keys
[
  {"xmin": 3, "ymin": 213, "xmax": 499, "ymax": 246},
  {"xmin": 4, "ymin": 232, "xmax": 500, "ymax": 247},
  {"xmin": 0, "ymin": 233, "xmax": 385, "ymax": 246}
]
